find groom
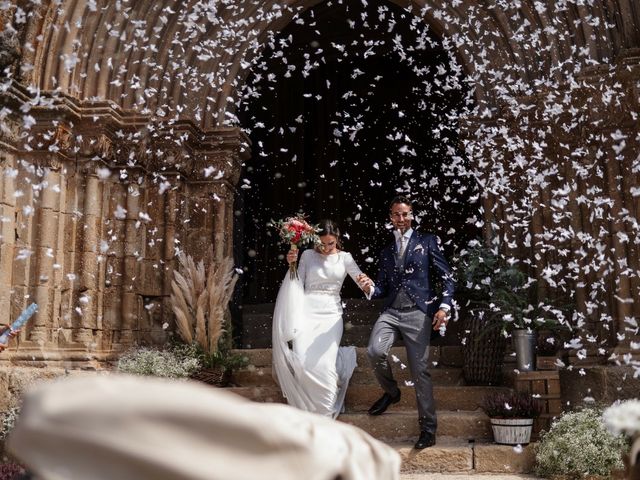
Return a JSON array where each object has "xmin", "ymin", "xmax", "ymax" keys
[{"xmin": 360, "ymin": 196, "xmax": 455, "ymax": 450}]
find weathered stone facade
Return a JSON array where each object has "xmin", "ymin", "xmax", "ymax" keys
[
  {"xmin": 468, "ymin": 52, "xmax": 640, "ymax": 359},
  {"xmin": 0, "ymin": 0, "xmax": 639, "ymax": 369},
  {"xmin": 0, "ymin": 82, "xmax": 249, "ymax": 366}
]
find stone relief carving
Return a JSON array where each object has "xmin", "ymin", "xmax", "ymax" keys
[
  {"xmin": 53, "ymin": 125, "xmax": 73, "ymax": 153},
  {"xmin": 0, "ymin": 28, "xmax": 21, "ymax": 71}
]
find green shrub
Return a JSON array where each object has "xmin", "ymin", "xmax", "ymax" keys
[
  {"xmin": 535, "ymin": 408, "xmax": 627, "ymax": 478},
  {"xmin": 482, "ymin": 390, "xmax": 542, "ymax": 419},
  {"xmin": 116, "ymin": 344, "xmax": 202, "ymax": 379}
]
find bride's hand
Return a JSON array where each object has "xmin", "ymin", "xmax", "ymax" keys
[
  {"xmin": 356, "ymin": 273, "xmax": 373, "ymax": 291},
  {"xmin": 286, "ymin": 249, "xmax": 299, "ymax": 265}
]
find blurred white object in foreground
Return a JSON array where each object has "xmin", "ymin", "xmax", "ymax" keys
[{"xmin": 8, "ymin": 374, "xmax": 400, "ymax": 480}]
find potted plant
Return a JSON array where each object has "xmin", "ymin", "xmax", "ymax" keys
[
  {"xmin": 491, "ymin": 267, "xmax": 570, "ymax": 371},
  {"xmin": 482, "ymin": 390, "xmax": 542, "ymax": 445},
  {"xmin": 170, "ymin": 252, "xmax": 246, "ymax": 386},
  {"xmin": 455, "ymin": 240, "xmax": 509, "ymax": 385},
  {"xmin": 456, "ymin": 239, "xmax": 569, "ymax": 377}
]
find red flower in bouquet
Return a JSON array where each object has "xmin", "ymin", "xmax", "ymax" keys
[{"xmin": 270, "ymin": 214, "xmax": 319, "ymax": 279}]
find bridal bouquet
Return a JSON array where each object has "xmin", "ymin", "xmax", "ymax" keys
[{"xmin": 270, "ymin": 214, "xmax": 319, "ymax": 279}]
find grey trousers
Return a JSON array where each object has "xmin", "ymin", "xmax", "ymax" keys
[{"xmin": 367, "ymin": 308, "xmax": 436, "ymax": 434}]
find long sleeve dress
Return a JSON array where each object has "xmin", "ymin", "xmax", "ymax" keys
[{"xmin": 272, "ymin": 249, "xmax": 364, "ymax": 418}]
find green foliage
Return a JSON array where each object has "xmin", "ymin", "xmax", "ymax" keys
[
  {"xmin": 164, "ymin": 329, "xmax": 249, "ymax": 372},
  {"xmin": 0, "ymin": 406, "xmax": 20, "ymax": 441},
  {"xmin": 116, "ymin": 344, "xmax": 202, "ymax": 379},
  {"xmin": 535, "ymin": 408, "xmax": 627, "ymax": 478},
  {"xmin": 194, "ymin": 330, "xmax": 249, "ymax": 371},
  {"xmin": 455, "ymin": 240, "xmax": 569, "ymax": 335},
  {"xmin": 201, "ymin": 348, "xmax": 249, "ymax": 370},
  {"xmin": 482, "ymin": 390, "xmax": 542, "ymax": 419}
]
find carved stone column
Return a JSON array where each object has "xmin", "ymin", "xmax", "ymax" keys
[
  {"xmin": 212, "ymin": 183, "xmax": 228, "ymax": 263},
  {"xmin": 202, "ymin": 129, "xmax": 249, "ymax": 251},
  {"xmin": 103, "ymin": 180, "xmax": 126, "ymax": 351},
  {"xmin": 173, "ymin": 126, "xmax": 249, "ymax": 264},
  {"xmin": 120, "ymin": 181, "xmax": 141, "ymax": 347},
  {"xmin": 160, "ymin": 181, "xmax": 179, "ymax": 335},
  {"xmin": 0, "ymin": 152, "xmax": 17, "ymax": 328},
  {"xmin": 75, "ymin": 164, "xmax": 104, "ymax": 347},
  {"xmin": 31, "ymin": 159, "xmax": 64, "ymax": 349}
]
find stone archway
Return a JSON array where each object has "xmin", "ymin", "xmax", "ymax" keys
[{"xmin": 234, "ymin": 0, "xmax": 477, "ymax": 306}]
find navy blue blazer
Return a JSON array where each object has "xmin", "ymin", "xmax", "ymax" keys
[{"xmin": 372, "ymin": 230, "xmax": 455, "ymax": 315}]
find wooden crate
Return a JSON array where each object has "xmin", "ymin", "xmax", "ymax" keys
[
  {"xmin": 536, "ymin": 355, "xmax": 560, "ymax": 370},
  {"xmin": 513, "ymin": 371, "xmax": 561, "ymax": 439}
]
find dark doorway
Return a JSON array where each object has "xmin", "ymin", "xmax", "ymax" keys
[{"xmin": 235, "ymin": 0, "xmax": 477, "ymax": 305}]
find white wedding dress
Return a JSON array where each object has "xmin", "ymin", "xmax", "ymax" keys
[{"xmin": 272, "ymin": 249, "xmax": 364, "ymax": 418}]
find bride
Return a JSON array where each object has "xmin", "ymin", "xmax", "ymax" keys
[{"xmin": 272, "ymin": 219, "xmax": 373, "ymax": 418}]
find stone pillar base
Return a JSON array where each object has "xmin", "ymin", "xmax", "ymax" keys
[{"xmin": 2, "ymin": 349, "xmax": 118, "ymax": 368}]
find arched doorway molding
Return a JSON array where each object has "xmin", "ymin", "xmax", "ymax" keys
[
  {"xmin": 233, "ymin": 0, "xmax": 478, "ymax": 306},
  {"xmin": 19, "ymin": 0, "xmax": 639, "ymax": 130}
]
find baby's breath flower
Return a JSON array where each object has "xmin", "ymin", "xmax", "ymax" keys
[
  {"xmin": 0, "ymin": 406, "xmax": 21, "ymax": 440},
  {"xmin": 535, "ymin": 408, "xmax": 627, "ymax": 478},
  {"xmin": 117, "ymin": 346, "xmax": 201, "ymax": 379}
]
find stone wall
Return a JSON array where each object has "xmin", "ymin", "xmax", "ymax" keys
[
  {"xmin": 462, "ymin": 51, "xmax": 640, "ymax": 359},
  {"xmin": 0, "ymin": 0, "xmax": 638, "ymax": 367},
  {"xmin": 0, "ymin": 83, "xmax": 249, "ymax": 366}
]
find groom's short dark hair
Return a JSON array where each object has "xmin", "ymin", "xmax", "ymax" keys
[{"xmin": 389, "ymin": 196, "xmax": 413, "ymax": 211}]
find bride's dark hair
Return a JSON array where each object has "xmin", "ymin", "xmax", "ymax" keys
[{"xmin": 317, "ymin": 219, "xmax": 343, "ymax": 250}]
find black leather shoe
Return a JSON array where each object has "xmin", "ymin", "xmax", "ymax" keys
[
  {"xmin": 414, "ymin": 431, "xmax": 436, "ymax": 449},
  {"xmin": 367, "ymin": 390, "xmax": 401, "ymax": 416}
]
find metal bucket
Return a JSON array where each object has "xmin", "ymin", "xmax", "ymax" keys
[{"xmin": 513, "ymin": 329, "xmax": 537, "ymax": 371}]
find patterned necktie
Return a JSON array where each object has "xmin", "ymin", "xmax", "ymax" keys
[
  {"xmin": 397, "ymin": 236, "xmax": 406, "ymax": 266},
  {"xmin": 399, "ymin": 236, "xmax": 407, "ymax": 257}
]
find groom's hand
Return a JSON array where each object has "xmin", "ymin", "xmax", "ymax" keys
[{"xmin": 432, "ymin": 309, "xmax": 448, "ymax": 331}]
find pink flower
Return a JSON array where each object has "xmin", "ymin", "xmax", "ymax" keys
[{"xmin": 271, "ymin": 214, "xmax": 319, "ymax": 248}]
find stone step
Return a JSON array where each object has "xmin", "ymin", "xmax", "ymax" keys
[
  {"xmin": 239, "ymin": 315, "xmax": 376, "ymax": 348},
  {"xmin": 351, "ymin": 365, "xmax": 466, "ymax": 385},
  {"xmin": 239, "ymin": 300, "xmax": 466, "ymax": 349},
  {"xmin": 232, "ymin": 365, "xmax": 464, "ymax": 387},
  {"xmin": 231, "ymin": 346, "xmax": 464, "ymax": 369},
  {"xmin": 392, "ymin": 438, "xmax": 536, "ymax": 474},
  {"xmin": 342, "ymin": 324, "xmax": 375, "ymax": 346},
  {"xmin": 226, "ymin": 384, "xmax": 508, "ymax": 413},
  {"xmin": 345, "ymin": 385, "xmax": 509, "ymax": 412},
  {"xmin": 241, "ymin": 298, "xmax": 386, "ymax": 316},
  {"xmin": 239, "ymin": 313, "xmax": 272, "ymax": 349},
  {"xmin": 242, "ymin": 309, "xmax": 381, "ymax": 326},
  {"xmin": 339, "ymin": 410, "xmax": 492, "ymax": 441},
  {"xmin": 218, "ymin": 389, "xmax": 491, "ymax": 441},
  {"xmin": 229, "ymin": 386, "xmax": 286, "ymax": 404}
]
